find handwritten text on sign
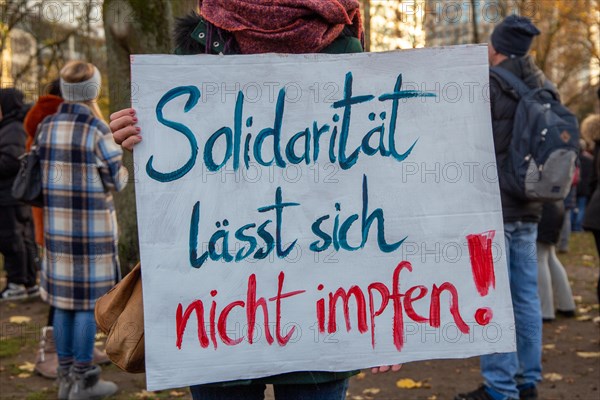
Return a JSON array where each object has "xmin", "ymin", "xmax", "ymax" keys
[{"xmin": 132, "ymin": 46, "xmax": 515, "ymax": 391}]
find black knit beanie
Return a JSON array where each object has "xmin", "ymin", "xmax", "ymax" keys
[{"xmin": 491, "ymin": 15, "xmax": 540, "ymax": 58}]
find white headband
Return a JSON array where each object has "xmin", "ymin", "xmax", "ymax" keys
[{"xmin": 60, "ymin": 66, "xmax": 102, "ymax": 102}]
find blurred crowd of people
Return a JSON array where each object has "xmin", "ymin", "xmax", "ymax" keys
[{"xmin": 1, "ymin": 60, "xmax": 127, "ymax": 399}]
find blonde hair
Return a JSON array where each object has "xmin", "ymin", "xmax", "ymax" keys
[
  {"xmin": 60, "ymin": 60, "xmax": 104, "ymax": 121},
  {"xmin": 581, "ymin": 114, "xmax": 600, "ymax": 149}
]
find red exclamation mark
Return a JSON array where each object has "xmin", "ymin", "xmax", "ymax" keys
[{"xmin": 466, "ymin": 230, "xmax": 496, "ymax": 326}]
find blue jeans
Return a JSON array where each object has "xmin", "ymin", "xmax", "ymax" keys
[
  {"xmin": 53, "ymin": 308, "xmax": 96, "ymax": 364},
  {"xmin": 480, "ymin": 221, "xmax": 542, "ymax": 400},
  {"xmin": 571, "ymin": 197, "xmax": 587, "ymax": 232},
  {"xmin": 190, "ymin": 378, "xmax": 349, "ymax": 400}
]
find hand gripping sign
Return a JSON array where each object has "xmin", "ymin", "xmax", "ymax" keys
[{"xmin": 131, "ymin": 45, "xmax": 515, "ymax": 390}]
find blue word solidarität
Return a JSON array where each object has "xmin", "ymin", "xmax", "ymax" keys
[{"xmin": 147, "ymin": 72, "xmax": 436, "ymax": 181}]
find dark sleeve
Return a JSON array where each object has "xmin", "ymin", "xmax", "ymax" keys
[
  {"xmin": 0, "ymin": 123, "xmax": 26, "ymax": 179},
  {"xmin": 488, "ymin": 74, "xmax": 519, "ymax": 161},
  {"xmin": 591, "ymin": 146, "xmax": 600, "ymax": 196},
  {"xmin": 489, "ymin": 76, "xmax": 507, "ymax": 156}
]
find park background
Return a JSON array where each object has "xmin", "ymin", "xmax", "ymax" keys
[{"xmin": 1, "ymin": 1, "xmax": 599, "ymax": 399}]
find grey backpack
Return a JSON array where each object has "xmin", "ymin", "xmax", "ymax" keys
[{"xmin": 491, "ymin": 67, "xmax": 579, "ymax": 202}]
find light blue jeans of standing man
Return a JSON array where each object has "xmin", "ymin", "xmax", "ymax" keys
[{"xmin": 480, "ymin": 221, "xmax": 542, "ymax": 400}]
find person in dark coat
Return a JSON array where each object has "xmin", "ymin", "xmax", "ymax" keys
[
  {"xmin": 572, "ymin": 140, "xmax": 594, "ymax": 232},
  {"xmin": 456, "ymin": 15, "xmax": 545, "ymax": 400},
  {"xmin": 0, "ymin": 88, "xmax": 39, "ymax": 301},
  {"xmin": 537, "ymin": 201, "xmax": 576, "ymax": 321},
  {"xmin": 557, "ymin": 185, "xmax": 576, "ymax": 252},
  {"xmin": 582, "ymin": 111, "xmax": 600, "ymax": 306}
]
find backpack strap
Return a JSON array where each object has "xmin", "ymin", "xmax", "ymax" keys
[
  {"xmin": 541, "ymin": 79, "xmax": 561, "ymax": 102},
  {"xmin": 490, "ymin": 66, "xmax": 532, "ymax": 99}
]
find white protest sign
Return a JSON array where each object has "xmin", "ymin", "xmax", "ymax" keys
[{"xmin": 131, "ymin": 45, "xmax": 515, "ymax": 391}]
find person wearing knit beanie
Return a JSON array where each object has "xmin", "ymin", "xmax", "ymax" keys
[
  {"xmin": 490, "ymin": 15, "xmax": 540, "ymax": 58},
  {"xmin": 457, "ymin": 14, "xmax": 549, "ymax": 400}
]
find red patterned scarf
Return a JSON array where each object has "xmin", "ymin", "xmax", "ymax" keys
[{"xmin": 199, "ymin": 0, "xmax": 362, "ymax": 54}]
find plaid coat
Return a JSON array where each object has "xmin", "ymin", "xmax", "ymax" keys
[{"xmin": 38, "ymin": 103, "xmax": 128, "ymax": 310}]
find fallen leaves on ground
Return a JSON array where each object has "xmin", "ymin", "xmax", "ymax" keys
[
  {"xmin": 363, "ymin": 388, "xmax": 381, "ymax": 395},
  {"xmin": 543, "ymin": 344, "xmax": 556, "ymax": 350},
  {"xmin": 576, "ymin": 315, "xmax": 592, "ymax": 321},
  {"xmin": 134, "ymin": 390, "xmax": 158, "ymax": 399},
  {"xmin": 577, "ymin": 306, "xmax": 592, "ymax": 314},
  {"xmin": 544, "ymin": 372, "xmax": 564, "ymax": 381},
  {"xmin": 396, "ymin": 378, "xmax": 427, "ymax": 389},
  {"xmin": 576, "ymin": 351, "xmax": 600, "ymax": 358},
  {"xmin": 9, "ymin": 316, "xmax": 31, "ymax": 324},
  {"xmin": 355, "ymin": 372, "xmax": 366, "ymax": 380},
  {"xmin": 18, "ymin": 362, "xmax": 35, "ymax": 372},
  {"xmin": 582, "ymin": 255, "xmax": 596, "ymax": 266},
  {"xmin": 130, "ymin": 389, "xmax": 188, "ymax": 399},
  {"xmin": 554, "ymin": 325, "xmax": 567, "ymax": 333}
]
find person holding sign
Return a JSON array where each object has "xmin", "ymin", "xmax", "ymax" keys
[
  {"xmin": 110, "ymin": 1, "xmax": 401, "ymax": 399},
  {"xmin": 37, "ymin": 61, "xmax": 128, "ymax": 400}
]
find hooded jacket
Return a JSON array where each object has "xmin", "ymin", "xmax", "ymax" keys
[
  {"xmin": 0, "ymin": 89, "xmax": 28, "ymax": 206},
  {"xmin": 489, "ymin": 55, "xmax": 546, "ymax": 223}
]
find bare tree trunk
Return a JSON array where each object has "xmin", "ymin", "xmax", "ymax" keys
[
  {"xmin": 362, "ymin": 0, "xmax": 371, "ymax": 51},
  {"xmin": 470, "ymin": 0, "xmax": 479, "ymax": 43},
  {"xmin": 0, "ymin": 0, "xmax": 38, "ymax": 86},
  {"xmin": 85, "ymin": 0, "xmax": 93, "ymax": 62},
  {"xmin": 103, "ymin": 0, "xmax": 197, "ymax": 271}
]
